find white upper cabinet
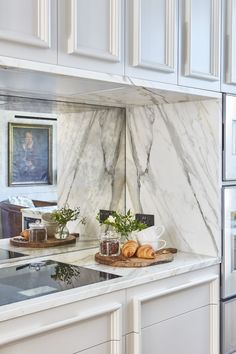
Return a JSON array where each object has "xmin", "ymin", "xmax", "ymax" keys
[
  {"xmin": 0, "ymin": 0, "xmax": 57, "ymax": 64},
  {"xmin": 178, "ymin": 0, "xmax": 221, "ymax": 91},
  {"xmin": 125, "ymin": 0, "xmax": 178, "ymax": 84},
  {"xmin": 58, "ymin": 0, "xmax": 124, "ymax": 75},
  {"xmin": 221, "ymin": 0, "xmax": 236, "ymax": 93}
]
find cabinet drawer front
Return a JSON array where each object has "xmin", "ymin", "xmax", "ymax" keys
[
  {"xmin": 74, "ymin": 341, "xmax": 121, "ymax": 354},
  {"xmin": 127, "ymin": 305, "xmax": 218, "ymax": 354},
  {"xmin": 127, "ymin": 273, "xmax": 218, "ymax": 332},
  {"xmin": 141, "ymin": 306, "xmax": 211, "ymax": 354},
  {"xmin": 140, "ymin": 281, "xmax": 210, "ymax": 328},
  {"xmin": 0, "ymin": 306, "xmax": 121, "ymax": 354}
]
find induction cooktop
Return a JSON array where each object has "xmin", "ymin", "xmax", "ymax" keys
[
  {"xmin": 0, "ymin": 260, "xmax": 120, "ymax": 306},
  {"xmin": 0, "ymin": 248, "xmax": 26, "ymax": 261}
]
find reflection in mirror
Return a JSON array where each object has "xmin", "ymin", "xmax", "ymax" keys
[{"xmin": 0, "ymin": 95, "xmax": 125, "ymax": 241}]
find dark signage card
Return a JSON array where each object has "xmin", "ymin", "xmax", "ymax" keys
[{"xmin": 135, "ymin": 213, "xmax": 155, "ymax": 227}]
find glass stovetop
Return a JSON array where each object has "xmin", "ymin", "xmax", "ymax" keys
[
  {"xmin": 0, "ymin": 260, "xmax": 120, "ymax": 306},
  {"xmin": 0, "ymin": 248, "xmax": 26, "ymax": 261}
]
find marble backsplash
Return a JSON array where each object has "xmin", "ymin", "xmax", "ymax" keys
[
  {"xmin": 57, "ymin": 108, "xmax": 125, "ymax": 238},
  {"xmin": 56, "ymin": 98, "xmax": 221, "ymax": 257},
  {"xmin": 126, "ymin": 100, "xmax": 221, "ymax": 257}
]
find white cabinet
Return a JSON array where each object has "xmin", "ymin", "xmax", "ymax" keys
[
  {"xmin": 0, "ymin": 266, "xmax": 219, "ymax": 354},
  {"xmin": 0, "ymin": 291, "xmax": 125, "ymax": 354},
  {"xmin": 140, "ymin": 306, "xmax": 211, "ymax": 354},
  {"xmin": 126, "ymin": 266, "xmax": 219, "ymax": 354},
  {"xmin": 0, "ymin": 0, "xmax": 57, "ymax": 64},
  {"xmin": 221, "ymin": 0, "xmax": 236, "ymax": 94},
  {"xmin": 58, "ymin": 0, "xmax": 124, "ymax": 75},
  {"xmin": 125, "ymin": 0, "xmax": 178, "ymax": 84},
  {"xmin": 178, "ymin": 0, "xmax": 221, "ymax": 91}
]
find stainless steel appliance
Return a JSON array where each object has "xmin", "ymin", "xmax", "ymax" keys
[
  {"xmin": 223, "ymin": 95, "xmax": 236, "ymax": 181},
  {"xmin": 222, "ymin": 94, "xmax": 236, "ymax": 354}
]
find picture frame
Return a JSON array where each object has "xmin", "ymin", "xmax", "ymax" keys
[{"xmin": 8, "ymin": 123, "xmax": 53, "ymax": 186}]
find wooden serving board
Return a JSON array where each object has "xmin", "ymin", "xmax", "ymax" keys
[
  {"xmin": 10, "ymin": 235, "xmax": 76, "ymax": 248},
  {"xmin": 95, "ymin": 251, "xmax": 174, "ymax": 268}
]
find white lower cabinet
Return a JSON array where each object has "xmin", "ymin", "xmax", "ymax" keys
[
  {"xmin": 0, "ymin": 290, "xmax": 125, "ymax": 354},
  {"xmin": 126, "ymin": 266, "xmax": 219, "ymax": 354},
  {"xmin": 140, "ymin": 306, "xmax": 211, "ymax": 354},
  {"xmin": 0, "ymin": 266, "xmax": 219, "ymax": 354}
]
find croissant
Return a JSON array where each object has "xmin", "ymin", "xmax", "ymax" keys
[
  {"xmin": 20, "ymin": 229, "xmax": 30, "ymax": 241},
  {"xmin": 136, "ymin": 244, "xmax": 155, "ymax": 259},
  {"xmin": 122, "ymin": 240, "xmax": 139, "ymax": 258}
]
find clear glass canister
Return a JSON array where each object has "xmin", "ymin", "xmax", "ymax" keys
[
  {"xmin": 99, "ymin": 232, "xmax": 120, "ymax": 256},
  {"xmin": 29, "ymin": 221, "xmax": 47, "ymax": 243}
]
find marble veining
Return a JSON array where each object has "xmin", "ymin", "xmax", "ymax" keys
[
  {"xmin": 126, "ymin": 100, "xmax": 221, "ymax": 257},
  {"xmin": 57, "ymin": 108, "xmax": 125, "ymax": 238},
  {"xmin": 0, "ymin": 246, "xmax": 220, "ymax": 321}
]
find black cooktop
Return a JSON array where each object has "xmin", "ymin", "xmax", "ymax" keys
[
  {"xmin": 0, "ymin": 260, "xmax": 120, "ymax": 306},
  {"xmin": 0, "ymin": 248, "xmax": 26, "ymax": 261}
]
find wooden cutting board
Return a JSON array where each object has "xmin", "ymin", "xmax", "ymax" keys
[
  {"xmin": 95, "ymin": 251, "xmax": 174, "ymax": 268},
  {"xmin": 10, "ymin": 235, "xmax": 76, "ymax": 248}
]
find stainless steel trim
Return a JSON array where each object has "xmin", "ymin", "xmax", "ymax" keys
[
  {"xmin": 222, "ymin": 186, "xmax": 236, "ymax": 298},
  {"xmin": 223, "ymin": 94, "xmax": 236, "ymax": 181}
]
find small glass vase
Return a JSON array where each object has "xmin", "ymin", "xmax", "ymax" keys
[{"xmin": 55, "ymin": 224, "xmax": 69, "ymax": 240}]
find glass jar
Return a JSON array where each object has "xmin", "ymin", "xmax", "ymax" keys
[
  {"xmin": 29, "ymin": 221, "xmax": 47, "ymax": 243},
  {"xmin": 99, "ymin": 232, "xmax": 120, "ymax": 256}
]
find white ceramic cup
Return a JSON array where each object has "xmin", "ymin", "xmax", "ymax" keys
[{"xmin": 136, "ymin": 225, "xmax": 166, "ymax": 251}]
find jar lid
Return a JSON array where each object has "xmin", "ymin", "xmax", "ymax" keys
[
  {"xmin": 101, "ymin": 231, "xmax": 120, "ymax": 240},
  {"xmin": 29, "ymin": 220, "xmax": 45, "ymax": 229}
]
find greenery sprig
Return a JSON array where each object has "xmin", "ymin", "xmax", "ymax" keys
[
  {"xmin": 96, "ymin": 209, "xmax": 147, "ymax": 239},
  {"xmin": 51, "ymin": 205, "xmax": 86, "ymax": 226}
]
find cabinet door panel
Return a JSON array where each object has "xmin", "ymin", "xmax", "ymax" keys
[
  {"xmin": 0, "ymin": 305, "xmax": 122, "ymax": 354},
  {"xmin": 179, "ymin": 0, "xmax": 221, "ymax": 90},
  {"xmin": 221, "ymin": 0, "xmax": 236, "ymax": 93},
  {"xmin": 126, "ymin": 0, "xmax": 177, "ymax": 83},
  {"xmin": 58, "ymin": 0, "xmax": 124, "ymax": 75},
  {"xmin": 141, "ymin": 306, "xmax": 211, "ymax": 354},
  {"xmin": 0, "ymin": 0, "xmax": 57, "ymax": 64}
]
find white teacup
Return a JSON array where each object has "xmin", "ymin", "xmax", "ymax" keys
[{"xmin": 136, "ymin": 225, "xmax": 166, "ymax": 251}]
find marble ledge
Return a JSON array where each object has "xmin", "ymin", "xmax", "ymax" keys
[
  {"xmin": 0, "ymin": 237, "xmax": 99, "ymax": 268},
  {"xmin": 0, "ymin": 55, "xmax": 222, "ymax": 104},
  {"xmin": 0, "ymin": 247, "xmax": 220, "ymax": 322}
]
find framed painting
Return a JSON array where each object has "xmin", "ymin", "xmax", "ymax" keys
[{"xmin": 8, "ymin": 123, "xmax": 53, "ymax": 186}]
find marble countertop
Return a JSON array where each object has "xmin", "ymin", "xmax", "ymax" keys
[
  {"xmin": 0, "ymin": 238, "xmax": 220, "ymax": 321},
  {"xmin": 0, "ymin": 237, "xmax": 99, "ymax": 268}
]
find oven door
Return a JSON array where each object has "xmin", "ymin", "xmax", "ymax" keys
[
  {"xmin": 223, "ymin": 94, "xmax": 236, "ymax": 181},
  {"xmin": 221, "ymin": 298, "xmax": 236, "ymax": 354},
  {"xmin": 222, "ymin": 186, "xmax": 236, "ymax": 299}
]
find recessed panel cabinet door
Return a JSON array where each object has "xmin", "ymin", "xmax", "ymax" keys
[
  {"xmin": 0, "ymin": 0, "xmax": 57, "ymax": 64},
  {"xmin": 221, "ymin": 0, "xmax": 236, "ymax": 94},
  {"xmin": 179, "ymin": 0, "xmax": 221, "ymax": 91},
  {"xmin": 126, "ymin": 0, "xmax": 178, "ymax": 84},
  {"xmin": 58, "ymin": 0, "xmax": 124, "ymax": 75}
]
